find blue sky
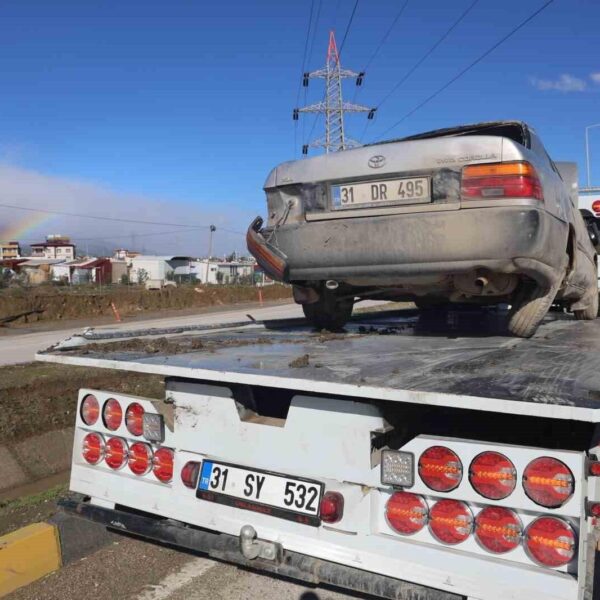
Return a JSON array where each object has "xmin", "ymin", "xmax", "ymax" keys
[{"xmin": 0, "ymin": 0, "xmax": 599, "ymax": 255}]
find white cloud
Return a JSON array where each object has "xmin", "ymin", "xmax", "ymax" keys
[
  {"xmin": 530, "ymin": 74, "xmax": 588, "ymax": 93},
  {"xmin": 591, "ymin": 73, "xmax": 600, "ymax": 84}
]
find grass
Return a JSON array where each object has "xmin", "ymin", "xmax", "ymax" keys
[{"xmin": 0, "ymin": 484, "xmax": 67, "ymax": 510}]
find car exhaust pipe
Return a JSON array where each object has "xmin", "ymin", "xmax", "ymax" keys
[
  {"xmin": 475, "ymin": 277, "xmax": 489, "ymax": 289},
  {"xmin": 325, "ymin": 280, "xmax": 339, "ymax": 290}
]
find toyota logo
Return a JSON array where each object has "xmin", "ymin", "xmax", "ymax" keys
[{"xmin": 368, "ymin": 155, "xmax": 386, "ymax": 169}]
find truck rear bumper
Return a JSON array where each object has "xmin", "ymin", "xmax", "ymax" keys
[{"xmin": 60, "ymin": 498, "xmax": 462, "ymax": 600}]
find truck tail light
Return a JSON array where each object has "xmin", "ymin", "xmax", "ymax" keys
[
  {"xmin": 125, "ymin": 402, "xmax": 145, "ymax": 436},
  {"xmin": 82, "ymin": 432, "xmax": 104, "ymax": 465},
  {"xmin": 153, "ymin": 447, "xmax": 174, "ymax": 483},
  {"xmin": 128, "ymin": 442, "xmax": 152, "ymax": 475},
  {"xmin": 103, "ymin": 398, "xmax": 122, "ymax": 431},
  {"xmin": 524, "ymin": 516, "xmax": 576, "ymax": 567},
  {"xmin": 428, "ymin": 499, "xmax": 473, "ymax": 545},
  {"xmin": 469, "ymin": 451, "xmax": 516, "ymax": 500},
  {"xmin": 588, "ymin": 460, "xmax": 600, "ymax": 477},
  {"xmin": 475, "ymin": 506, "xmax": 522, "ymax": 554},
  {"xmin": 181, "ymin": 461, "xmax": 201, "ymax": 489},
  {"xmin": 81, "ymin": 394, "xmax": 100, "ymax": 426},
  {"xmin": 523, "ymin": 457, "xmax": 574, "ymax": 508},
  {"xmin": 592, "ymin": 200, "xmax": 600, "ymax": 215},
  {"xmin": 320, "ymin": 491, "xmax": 344, "ymax": 524},
  {"xmin": 385, "ymin": 492, "xmax": 428, "ymax": 535},
  {"xmin": 105, "ymin": 437, "xmax": 128, "ymax": 470},
  {"xmin": 418, "ymin": 446, "xmax": 462, "ymax": 492},
  {"xmin": 462, "ymin": 161, "xmax": 543, "ymax": 201}
]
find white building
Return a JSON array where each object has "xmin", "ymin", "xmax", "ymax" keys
[
  {"xmin": 130, "ymin": 255, "xmax": 191, "ymax": 287},
  {"xmin": 30, "ymin": 235, "xmax": 75, "ymax": 261},
  {"xmin": 191, "ymin": 259, "xmax": 255, "ymax": 284}
]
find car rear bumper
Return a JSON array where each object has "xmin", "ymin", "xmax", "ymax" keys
[{"xmin": 267, "ymin": 206, "xmax": 568, "ymax": 288}]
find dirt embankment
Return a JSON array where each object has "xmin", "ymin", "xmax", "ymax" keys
[{"xmin": 0, "ymin": 284, "xmax": 291, "ymax": 325}]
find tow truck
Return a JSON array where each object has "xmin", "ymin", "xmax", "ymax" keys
[{"xmin": 38, "ymin": 305, "xmax": 600, "ymax": 600}]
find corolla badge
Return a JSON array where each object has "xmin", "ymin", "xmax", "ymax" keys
[{"xmin": 368, "ymin": 155, "xmax": 386, "ymax": 169}]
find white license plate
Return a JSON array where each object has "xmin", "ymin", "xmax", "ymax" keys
[
  {"xmin": 331, "ymin": 176, "xmax": 430, "ymax": 210},
  {"xmin": 196, "ymin": 460, "xmax": 323, "ymax": 526}
]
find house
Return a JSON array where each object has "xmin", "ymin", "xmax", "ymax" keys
[
  {"xmin": 129, "ymin": 256, "xmax": 191, "ymax": 287},
  {"xmin": 192, "ymin": 259, "xmax": 255, "ymax": 284},
  {"xmin": 30, "ymin": 235, "xmax": 76, "ymax": 261},
  {"xmin": 0, "ymin": 241, "xmax": 21, "ymax": 260},
  {"xmin": 19, "ymin": 259, "xmax": 66, "ymax": 285},
  {"xmin": 113, "ymin": 249, "xmax": 141, "ymax": 261},
  {"xmin": 52, "ymin": 258, "xmax": 113, "ymax": 285}
]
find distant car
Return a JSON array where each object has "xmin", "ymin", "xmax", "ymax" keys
[{"xmin": 248, "ymin": 121, "xmax": 599, "ymax": 337}]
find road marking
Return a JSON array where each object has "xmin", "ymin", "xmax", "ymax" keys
[{"xmin": 135, "ymin": 557, "xmax": 216, "ymax": 600}]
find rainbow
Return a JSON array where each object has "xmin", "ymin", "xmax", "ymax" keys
[{"xmin": 0, "ymin": 212, "xmax": 55, "ymax": 243}]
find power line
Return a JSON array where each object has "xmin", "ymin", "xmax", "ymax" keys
[
  {"xmin": 295, "ymin": 0, "xmax": 316, "ymax": 157},
  {"xmin": 338, "ymin": 0, "xmax": 360, "ymax": 57},
  {"xmin": 373, "ymin": 0, "xmax": 555, "ymax": 141}
]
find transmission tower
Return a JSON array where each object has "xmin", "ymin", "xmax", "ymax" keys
[{"xmin": 294, "ymin": 31, "xmax": 376, "ymax": 155}]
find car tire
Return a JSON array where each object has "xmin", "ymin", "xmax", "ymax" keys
[
  {"xmin": 574, "ymin": 287, "xmax": 599, "ymax": 320},
  {"xmin": 302, "ymin": 292, "xmax": 354, "ymax": 331},
  {"xmin": 508, "ymin": 279, "xmax": 561, "ymax": 338}
]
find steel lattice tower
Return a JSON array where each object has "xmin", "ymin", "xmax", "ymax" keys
[{"xmin": 294, "ymin": 31, "xmax": 375, "ymax": 154}]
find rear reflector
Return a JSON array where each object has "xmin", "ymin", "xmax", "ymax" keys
[
  {"xmin": 469, "ymin": 451, "xmax": 516, "ymax": 500},
  {"xmin": 181, "ymin": 461, "xmax": 201, "ymax": 489},
  {"xmin": 385, "ymin": 492, "xmax": 428, "ymax": 535},
  {"xmin": 524, "ymin": 516, "xmax": 576, "ymax": 567},
  {"xmin": 588, "ymin": 460, "xmax": 600, "ymax": 477},
  {"xmin": 462, "ymin": 161, "xmax": 543, "ymax": 201},
  {"xmin": 125, "ymin": 402, "xmax": 145, "ymax": 437},
  {"xmin": 523, "ymin": 457, "xmax": 574, "ymax": 508},
  {"xmin": 153, "ymin": 447, "xmax": 174, "ymax": 483},
  {"xmin": 592, "ymin": 200, "xmax": 600, "ymax": 215},
  {"xmin": 81, "ymin": 394, "xmax": 100, "ymax": 426},
  {"xmin": 128, "ymin": 442, "xmax": 152, "ymax": 476},
  {"xmin": 418, "ymin": 446, "xmax": 462, "ymax": 492},
  {"xmin": 105, "ymin": 437, "xmax": 128, "ymax": 470},
  {"xmin": 428, "ymin": 499, "xmax": 473, "ymax": 545},
  {"xmin": 82, "ymin": 432, "xmax": 104, "ymax": 465},
  {"xmin": 475, "ymin": 506, "xmax": 522, "ymax": 554},
  {"xmin": 320, "ymin": 491, "xmax": 344, "ymax": 524},
  {"xmin": 103, "ymin": 398, "xmax": 123, "ymax": 431}
]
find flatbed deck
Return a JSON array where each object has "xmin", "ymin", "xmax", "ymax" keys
[{"xmin": 37, "ymin": 307, "xmax": 600, "ymax": 422}]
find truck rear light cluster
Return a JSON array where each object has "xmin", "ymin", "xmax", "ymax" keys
[
  {"xmin": 418, "ymin": 446, "xmax": 462, "ymax": 492},
  {"xmin": 105, "ymin": 437, "xmax": 128, "ymax": 470},
  {"xmin": 522, "ymin": 457, "xmax": 574, "ymax": 508},
  {"xmin": 474, "ymin": 506, "xmax": 522, "ymax": 554},
  {"xmin": 320, "ymin": 491, "xmax": 344, "ymax": 524},
  {"xmin": 153, "ymin": 447, "xmax": 174, "ymax": 483},
  {"xmin": 125, "ymin": 402, "xmax": 145, "ymax": 436},
  {"xmin": 128, "ymin": 442, "xmax": 153, "ymax": 475},
  {"xmin": 82, "ymin": 432, "xmax": 104, "ymax": 465},
  {"xmin": 81, "ymin": 395, "xmax": 100, "ymax": 426},
  {"xmin": 385, "ymin": 492, "xmax": 428, "ymax": 535},
  {"xmin": 469, "ymin": 451, "xmax": 516, "ymax": 500},
  {"xmin": 461, "ymin": 161, "xmax": 543, "ymax": 201},
  {"xmin": 103, "ymin": 398, "xmax": 123, "ymax": 431},
  {"xmin": 428, "ymin": 499, "xmax": 473, "ymax": 545},
  {"xmin": 524, "ymin": 516, "xmax": 576, "ymax": 567}
]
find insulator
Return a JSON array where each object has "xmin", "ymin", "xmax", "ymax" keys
[
  {"xmin": 293, "ymin": 109, "xmax": 299, "ymax": 121},
  {"xmin": 303, "ymin": 73, "xmax": 309, "ymax": 87},
  {"xmin": 302, "ymin": 145, "xmax": 309, "ymax": 155},
  {"xmin": 368, "ymin": 108, "xmax": 377, "ymax": 120},
  {"xmin": 356, "ymin": 71, "xmax": 365, "ymax": 86}
]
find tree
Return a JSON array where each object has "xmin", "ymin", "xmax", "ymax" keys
[{"xmin": 137, "ymin": 268, "xmax": 149, "ymax": 285}]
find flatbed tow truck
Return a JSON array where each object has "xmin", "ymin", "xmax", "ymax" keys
[{"xmin": 37, "ymin": 306, "xmax": 600, "ymax": 600}]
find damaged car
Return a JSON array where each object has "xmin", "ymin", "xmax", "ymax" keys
[{"xmin": 248, "ymin": 121, "xmax": 599, "ymax": 337}]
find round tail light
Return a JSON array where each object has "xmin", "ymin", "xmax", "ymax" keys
[
  {"xmin": 475, "ymin": 506, "xmax": 522, "ymax": 554},
  {"xmin": 525, "ymin": 516, "xmax": 576, "ymax": 567},
  {"xmin": 153, "ymin": 447, "xmax": 174, "ymax": 483},
  {"xmin": 429, "ymin": 499, "xmax": 473, "ymax": 545},
  {"xmin": 385, "ymin": 492, "xmax": 428, "ymax": 535},
  {"xmin": 418, "ymin": 446, "xmax": 463, "ymax": 492},
  {"xmin": 181, "ymin": 461, "xmax": 201, "ymax": 489},
  {"xmin": 105, "ymin": 437, "xmax": 128, "ymax": 470},
  {"xmin": 103, "ymin": 398, "xmax": 123, "ymax": 431},
  {"xmin": 320, "ymin": 491, "xmax": 344, "ymax": 524},
  {"xmin": 523, "ymin": 457, "xmax": 574, "ymax": 508},
  {"xmin": 82, "ymin": 432, "xmax": 104, "ymax": 465},
  {"xmin": 592, "ymin": 199, "xmax": 600, "ymax": 215},
  {"xmin": 125, "ymin": 402, "xmax": 145, "ymax": 436},
  {"xmin": 128, "ymin": 442, "xmax": 152, "ymax": 475},
  {"xmin": 469, "ymin": 451, "xmax": 516, "ymax": 500},
  {"xmin": 81, "ymin": 394, "xmax": 100, "ymax": 426}
]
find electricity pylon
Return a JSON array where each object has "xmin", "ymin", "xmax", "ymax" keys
[{"xmin": 294, "ymin": 31, "xmax": 375, "ymax": 155}]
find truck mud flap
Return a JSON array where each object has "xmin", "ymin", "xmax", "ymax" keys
[{"xmin": 60, "ymin": 499, "xmax": 463, "ymax": 600}]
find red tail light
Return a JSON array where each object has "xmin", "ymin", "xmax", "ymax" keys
[
  {"xmin": 428, "ymin": 499, "xmax": 473, "ymax": 545},
  {"xmin": 588, "ymin": 460, "xmax": 600, "ymax": 477},
  {"xmin": 385, "ymin": 492, "xmax": 428, "ymax": 535},
  {"xmin": 524, "ymin": 516, "xmax": 576, "ymax": 567},
  {"xmin": 103, "ymin": 398, "xmax": 122, "ymax": 431},
  {"xmin": 523, "ymin": 457, "xmax": 574, "ymax": 508},
  {"xmin": 128, "ymin": 442, "xmax": 152, "ymax": 475},
  {"xmin": 153, "ymin": 447, "xmax": 174, "ymax": 483},
  {"xmin": 125, "ymin": 402, "xmax": 145, "ymax": 437},
  {"xmin": 469, "ymin": 451, "xmax": 516, "ymax": 500},
  {"xmin": 462, "ymin": 161, "xmax": 543, "ymax": 201},
  {"xmin": 592, "ymin": 200, "xmax": 600, "ymax": 215},
  {"xmin": 82, "ymin": 432, "xmax": 104, "ymax": 465},
  {"xmin": 418, "ymin": 446, "xmax": 462, "ymax": 492},
  {"xmin": 475, "ymin": 506, "xmax": 522, "ymax": 554},
  {"xmin": 105, "ymin": 437, "xmax": 128, "ymax": 470},
  {"xmin": 181, "ymin": 461, "xmax": 201, "ymax": 489},
  {"xmin": 320, "ymin": 491, "xmax": 344, "ymax": 524},
  {"xmin": 81, "ymin": 394, "xmax": 100, "ymax": 426}
]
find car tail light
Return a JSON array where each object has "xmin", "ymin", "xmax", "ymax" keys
[
  {"xmin": 320, "ymin": 491, "xmax": 344, "ymax": 524},
  {"xmin": 524, "ymin": 516, "xmax": 576, "ymax": 567},
  {"xmin": 125, "ymin": 402, "xmax": 145, "ymax": 436},
  {"xmin": 428, "ymin": 499, "xmax": 473, "ymax": 545},
  {"xmin": 385, "ymin": 492, "xmax": 428, "ymax": 535},
  {"xmin": 469, "ymin": 451, "xmax": 517, "ymax": 500},
  {"xmin": 103, "ymin": 398, "xmax": 122, "ymax": 431},
  {"xmin": 523, "ymin": 457, "xmax": 574, "ymax": 508},
  {"xmin": 475, "ymin": 506, "xmax": 522, "ymax": 554},
  {"xmin": 104, "ymin": 437, "xmax": 128, "ymax": 469},
  {"xmin": 181, "ymin": 461, "xmax": 201, "ymax": 489},
  {"xmin": 128, "ymin": 442, "xmax": 152, "ymax": 475},
  {"xmin": 592, "ymin": 200, "xmax": 600, "ymax": 215},
  {"xmin": 81, "ymin": 394, "xmax": 100, "ymax": 426},
  {"xmin": 418, "ymin": 446, "xmax": 462, "ymax": 492},
  {"xmin": 153, "ymin": 447, "xmax": 174, "ymax": 483},
  {"xmin": 82, "ymin": 432, "xmax": 104, "ymax": 465},
  {"xmin": 462, "ymin": 161, "xmax": 543, "ymax": 201}
]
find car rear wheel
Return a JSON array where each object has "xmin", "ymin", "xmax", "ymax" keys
[
  {"xmin": 508, "ymin": 279, "xmax": 561, "ymax": 338},
  {"xmin": 302, "ymin": 292, "xmax": 354, "ymax": 331},
  {"xmin": 574, "ymin": 285, "xmax": 599, "ymax": 320}
]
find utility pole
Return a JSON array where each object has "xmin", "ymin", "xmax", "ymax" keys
[
  {"xmin": 204, "ymin": 225, "xmax": 216, "ymax": 284},
  {"xmin": 294, "ymin": 31, "xmax": 375, "ymax": 155}
]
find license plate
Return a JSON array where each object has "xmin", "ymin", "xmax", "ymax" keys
[
  {"xmin": 331, "ymin": 176, "xmax": 430, "ymax": 210},
  {"xmin": 196, "ymin": 460, "xmax": 323, "ymax": 526}
]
